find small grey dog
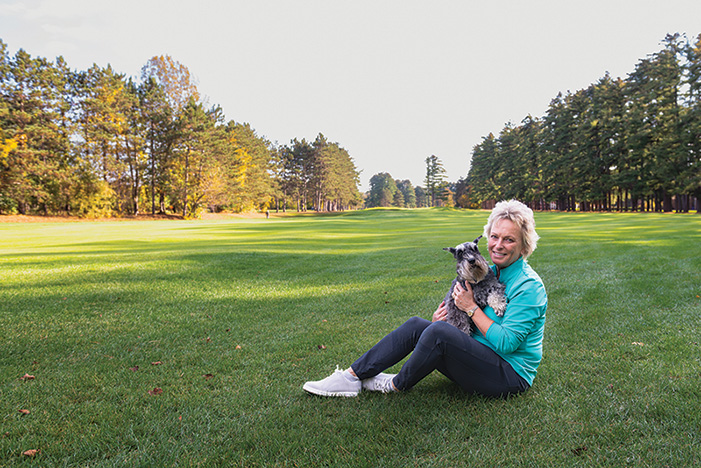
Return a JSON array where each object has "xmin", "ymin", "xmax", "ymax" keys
[{"xmin": 443, "ymin": 236, "xmax": 507, "ymax": 335}]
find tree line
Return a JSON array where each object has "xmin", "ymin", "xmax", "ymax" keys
[
  {"xmin": 0, "ymin": 41, "xmax": 362, "ymax": 217},
  {"xmin": 365, "ymin": 155, "xmax": 456, "ymax": 208},
  {"xmin": 467, "ymin": 33, "xmax": 701, "ymax": 213},
  {"xmin": 365, "ymin": 155, "xmax": 481, "ymax": 209}
]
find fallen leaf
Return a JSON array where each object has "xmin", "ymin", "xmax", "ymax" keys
[
  {"xmin": 572, "ymin": 446, "xmax": 587, "ymax": 456},
  {"xmin": 20, "ymin": 374, "xmax": 35, "ymax": 381},
  {"xmin": 148, "ymin": 387, "xmax": 163, "ymax": 396},
  {"xmin": 151, "ymin": 361, "xmax": 163, "ymax": 366},
  {"xmin": 318, "ymin": 345, "xmax": 327, "ymax": 350},
  {"xmin": 23, "ymin": 449, "xmax": 38, "ymax": 457},
  {"xmin": 129, "ymin": 366, "xmax": 139, "ymax": 372},
  {"xmin": 631, "ymin": 342, "xmax": 644, "ymax": 346},
  {"xmin": 19, "ymin": 409, "xmax": 30, "ymax": 415},
  {"xmin": 225, "ymin": 328, "xmax": 230, "ymax": 332},
  {"xmin": 179, "ymin": 415, "xmax": 182, "ymax": 421},
  {"xmin": 205, "ymin": 337, "xmax": 211, "ymax": 343},
  {"xmin": 235, "ymin": 345, "xmax": 242, "ymax": 350},
  {"xmin": 203, "ymin": 373, "xmax": 214, "ymax": 380}
]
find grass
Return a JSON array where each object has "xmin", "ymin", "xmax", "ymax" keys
[{"xmin": 1, "ymin": 208, "xmax": 699, "ymax": 467}]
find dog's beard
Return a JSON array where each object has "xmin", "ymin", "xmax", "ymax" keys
[{"xmin": 457, "ymin": 259, "xmax": 489, "ymax": 284}]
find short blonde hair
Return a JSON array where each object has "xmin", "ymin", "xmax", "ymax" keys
[{"xmin": 483, "ymin": 199, "xmax": 539, "ymax": 259}]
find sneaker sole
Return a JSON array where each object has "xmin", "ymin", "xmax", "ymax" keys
[{"xmin": 302, "ymin": 383, "xmax": 359, "ymax": 397}]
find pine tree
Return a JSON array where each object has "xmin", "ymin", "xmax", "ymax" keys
[
  {"xmin": 683, "ymin": 34, "xmax": 701, "ymax": 212},
  {"xmin": 424, "ymin": 155, "xmax": 447, "ymax": 207},
  {"xmin": 138, "ymin": 77, "xmax": 175, "ymax": 214},
  {"xmin": 0, "ymin": 46, "xmax": 74, "ymax": 214},
  {"xmin": 396, "ymin": 179, "xmax": 416, "ymax": 208}
]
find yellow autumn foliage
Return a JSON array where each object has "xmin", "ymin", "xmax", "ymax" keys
[{"xmin": 0, "ymin": 136, "xmax": 18, "ymax": 166}]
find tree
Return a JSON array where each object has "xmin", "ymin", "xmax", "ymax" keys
[
  {"xmin": 141, "ymin": 55, "xmax": 199, "ymax": 113},
  {"xmin": 278, "ymin": 138, "xmax": 314, "ymax": 211},
  {"xmin": 274, "ymin": 134, "xmax": 361, "ymax": 212},
  {"xmin": 0, "ymin": 45, "xmax": 74, "ymax": 214},
  {"xmin": 468, "ymin": 133, "xmax": 500, "ymax": 204},
  {"xmin": 224, "ymin": 122, "xmax": 275, "ymax": 212},
  {"xmin": 172, "ymin": 99, "xmax": 216, "ymax": 217},
  {"xmin": 453, "ymin": 177, "xmax": 473, "ymax": 208},
  {"xmin": 414, "ymin": 185, "xmax": 429, "ymax": 208},
  {"xmin": 76, "ymin": 64, "xmax": 144, "ymax": 214},
  {"xmin": 310, "ymin": 134, "xmax": 361, "ymax": 211},
  {"xmin": 138, "ymin": 76, "xmax": 175, "ymax": 214},
  {"xmin": 541, "ymin": 92, "xmax": 579, "ymax": 210},
  {"xmin": 366, "ymin": 173, "xmax": 397, "ymax": 207},
  {"xmin": 683, "ymin": 34, "xmax": 701, "ymax": 212},
  {"xmin": 624, "ymin": 34, "xmax": 686, "ymax": 211},
  {"xmin": 588, "ymin": 74, "xmax": 626, "ymax": 211},
  {"xmin": 424, "ymin": 155, "xmax": 447, "ymax": 207},
  {"xmin": 396, "ymin": 179, "xmax": 416, "ymax": 208},
  {"xmin": 140, "ymin": 55, "xmax": 200, "ymax": 214}
]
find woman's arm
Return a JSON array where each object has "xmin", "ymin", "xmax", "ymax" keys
[
  {"xmin": 452, "ymin": 280, "xmax": 545, "ymax": 354},
  {"xmin": 452, "ymin": 281, "xmax": 493, "ymax": 335},
  {"xmin": 483, "ymin": 286, "xmax": 545, "ymax": 354}
]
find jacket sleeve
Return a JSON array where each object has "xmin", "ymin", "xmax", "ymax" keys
[{"xmin": 484, "ymin": 278, "xmax": 546, "ymax": 354}]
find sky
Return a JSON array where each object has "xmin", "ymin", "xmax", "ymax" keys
[{"xmin": 1, "ymin": 0, "xmax": 700, "ymax": 192}]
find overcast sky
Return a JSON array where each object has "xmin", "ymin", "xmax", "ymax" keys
[{"xmin": 1, "ymin": 0, "xmax": 699, "ymax": 191}]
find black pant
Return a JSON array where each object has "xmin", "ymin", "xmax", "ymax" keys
[{"xmin": 351, "ymin": 317, "xmax": 529, "ymax": 398}]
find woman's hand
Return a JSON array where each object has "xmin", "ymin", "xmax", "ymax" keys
[
  {"xmin": 452, "ymin": 281, "xmax": 476, "ymax": 312},
  {"xmin": 453, "ymin": 282, "xmax": 494, "ymax": 336},
  {"xmin": 432, "ymin": 301, "xmax": 448, "ymax": 322}
]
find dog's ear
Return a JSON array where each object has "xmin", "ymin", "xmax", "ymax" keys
[
  {"xmin": 473, "ymin": 235, "xmax": 483, "ymax": 244},
  {"xmin": 443, "ymin": 247, "xmax": 456, "ymax": 255}
]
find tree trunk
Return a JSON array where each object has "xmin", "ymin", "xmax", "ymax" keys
[{"xmin": 183, "ymin": 148, "xmax": 190, "ymax": 218}]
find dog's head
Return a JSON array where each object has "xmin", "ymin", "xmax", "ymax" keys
[{"xmin": 443, "ymin": 236, "xmax": 490, "ymax": 283}]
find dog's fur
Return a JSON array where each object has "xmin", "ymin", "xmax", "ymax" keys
[{"xmin": 443, "ymin": 236, "xmax": 507, "ymax": 335}]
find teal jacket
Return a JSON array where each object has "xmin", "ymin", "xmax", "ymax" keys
[{"xmin": 473, "ymin": 257, "xmax": 547, "ymax": 386}]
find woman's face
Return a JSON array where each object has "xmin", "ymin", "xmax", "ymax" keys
[{"xmin": 488, "ymin": 218, "xmax": 524, "ymax": 269}]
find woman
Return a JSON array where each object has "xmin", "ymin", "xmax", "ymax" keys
[{"xmin": 303, "ymin": 199, "xmax": 547, "ymax": 398}]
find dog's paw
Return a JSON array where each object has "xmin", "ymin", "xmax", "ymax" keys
[{"xmin": 489, "ymin": 294, "xmax": 507, "ymax": 317}]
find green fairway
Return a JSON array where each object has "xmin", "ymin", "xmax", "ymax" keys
[{"xmin": 1, "ymin": 209, "xmax": 700, "ymax": 467}]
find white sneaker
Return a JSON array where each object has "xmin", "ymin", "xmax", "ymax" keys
[
  {"xmin": 362, "ymin": 373, "xmax": 398, "ymax": 393},
  {"xmin": 303, "ymin": 367, "xmax": 362, "ymax": 397}
]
